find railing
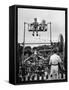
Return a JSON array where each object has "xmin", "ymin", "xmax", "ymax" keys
[{"xmin": 19, "ymin": 73, "xmax": 65, "ymax": 82}]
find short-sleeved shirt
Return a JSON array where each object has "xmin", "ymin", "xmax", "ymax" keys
[
  {"xmin": 49, "ymin": 54, "xmax": 61, "ymax": 65},
  {"xmin": 31, "ymin": 22, "xmax": 39, "ymax": 28}
]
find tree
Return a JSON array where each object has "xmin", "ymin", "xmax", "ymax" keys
[{"xmin": 58, "ymin": 34, "xmax": 64, "ymax": 52}]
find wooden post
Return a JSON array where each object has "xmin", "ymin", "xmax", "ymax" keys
[
  {"xmin": 22, "ymin": 22, "xmax": 25, "ymax": 64},
  {"xmin": 50, "ymin": 22, "xmax": 52, "ymax": 44},
  {"xmin": 23, "ymin": 22, "xmax": 25, "ymax": 44}
]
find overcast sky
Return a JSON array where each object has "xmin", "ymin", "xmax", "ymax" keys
[{"xmin": 18, "ymin": 8, "xmax": 65, "ymax": 45}]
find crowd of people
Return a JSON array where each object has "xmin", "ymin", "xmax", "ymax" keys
[{"xmin": 16, "ymin": 43, "xmax": 65, "ymax": 82}]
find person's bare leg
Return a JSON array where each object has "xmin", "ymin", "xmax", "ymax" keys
[
  {"xmin": 36, "ymin": 28, "xmax": 38, "ymax": 36},
  {"xmin": 32, "ymin": 29, "xmax": 34, "ymax": 36}
]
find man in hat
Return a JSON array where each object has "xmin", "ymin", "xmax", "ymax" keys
[
  {"xmin": 39, "ymin": 20, "xmax": 47, "ymax": 31},
  {"xmin": 30, "ymin": 18, "xmax": 39, "ymax": 36}
]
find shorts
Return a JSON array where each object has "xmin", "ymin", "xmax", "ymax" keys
[{"xmin": 50, "ymin": 65, "xmax": 58, "ymax": 75}]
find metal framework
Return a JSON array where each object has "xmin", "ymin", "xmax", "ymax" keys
[
  {"xmin": 23, "ymin": 21, "xmax": 52, "ymax": 45},
  {"xmin": 22, "ymin": 21, "xmax": 52, "ymax": 63}
]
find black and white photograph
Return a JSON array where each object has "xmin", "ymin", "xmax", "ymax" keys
[
  {"xmin": 9, "ymin": 5, "xmax": 67, "ymax": 85},
  {"xmin": 0, "ymin": 0, "xmax": 69, "ymax": 89}
]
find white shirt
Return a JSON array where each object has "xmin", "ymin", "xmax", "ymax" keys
[
  {"xmin": 49, "ymin": 53, "xmax": 61, "ymax": 65},
  {"xmin": 34, "ymin": 50, "xmax": 37, "ymax": 55}
]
